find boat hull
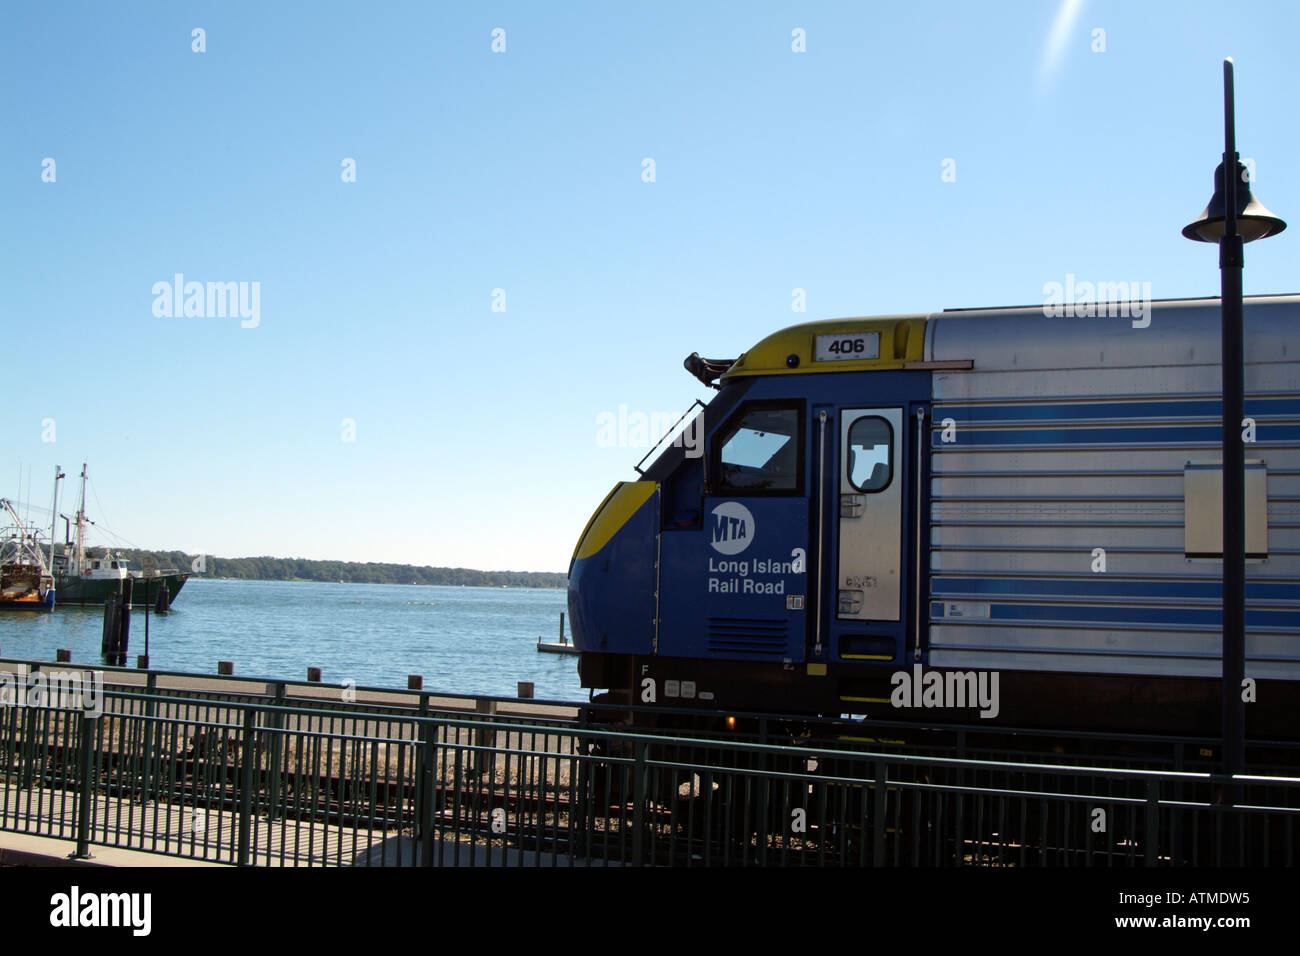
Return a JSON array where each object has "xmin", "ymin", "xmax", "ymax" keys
[
  {"xmin": 54, "ymin": 572, "xmax": 189, "ymax": 607},
  {"xmin": 0, "ymin": 598, "xmax": 54, "ymax": 611},
  {"xmin": 0, "ymin": 592, "xmax": 55, "ymax": 611},
  {"xmin": 0, "ymin": 565, "xmax": 55, "ymax": 611}
]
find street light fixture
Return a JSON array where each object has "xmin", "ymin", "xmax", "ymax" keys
[
  {"xmin": 1182, "ymin": 58, "xmax": 1286, "ymax": 782},
  {"xmin": 1183, "ymin": 163, "xmax": 1287, "ymax": 243}
]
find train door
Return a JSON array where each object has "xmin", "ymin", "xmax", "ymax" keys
[
  {"xmin": 657, "ymin": 400, "xmax": 810, "ymax": 666},
  {"xmin": 827, "ymin": 403, "xmax": 929, "ymax": 670}
]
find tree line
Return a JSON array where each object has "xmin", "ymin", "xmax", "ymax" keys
[{"xmin": 78, "ymin": 548, "xmax": 566, "ymax": 589}]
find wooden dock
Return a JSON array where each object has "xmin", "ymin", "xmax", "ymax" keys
[
  {"xmin": 536, "ymin": 639, "xmax": 578, "ymax": 655},
  {"xmin": 538, "ymin": 611, "xmax": 579, "ymax": 654}
]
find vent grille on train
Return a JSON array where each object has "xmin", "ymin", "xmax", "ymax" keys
[{"xmin": 706, "ymin": 617, "xmax": 789, "ymax": 656}]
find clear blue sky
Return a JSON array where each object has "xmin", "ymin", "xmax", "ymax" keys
[{"xmin": 2, "ymin": 1, "xmax": 1296, "ymax": 572}]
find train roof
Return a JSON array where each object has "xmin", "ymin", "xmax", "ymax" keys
[{"xmin": 719, "ymin": 294, "xmax": 1299, "ymax": 382}]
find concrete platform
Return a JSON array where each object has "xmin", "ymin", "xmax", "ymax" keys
[
  {"xmin": 0, "ymin": 657, "xmax": 582, "ymax": 722},
  {"xmin": 0, "ymin": 831, "xmax": 228, "ymax": 867}
]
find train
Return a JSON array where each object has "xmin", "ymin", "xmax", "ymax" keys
[{"xmin": 567, "ymin": 294, "xmax": 1300, "ymax": 740}]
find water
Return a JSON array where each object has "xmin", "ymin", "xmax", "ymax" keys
[{"xmin": 0, "ymin": 579, "xmax": 583, "ymax": 701}]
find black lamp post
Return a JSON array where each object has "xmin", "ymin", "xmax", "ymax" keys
[{"xmin": 1182, "ymin": 58, "xmax": 1285, "ymax": 781}]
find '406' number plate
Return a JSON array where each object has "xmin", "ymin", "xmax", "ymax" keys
[{"xmin": 814, "ymin": 332, "xmax": 880, "ymax": 361}]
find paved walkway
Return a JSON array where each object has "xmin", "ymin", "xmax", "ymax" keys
[
  {"xmin": 0, "ymin": 831, "xmax": 226, "ymax": 867},
  {"xmin": 1, "ymin": 777, "xmax": 612, "ymax": 867},
  {"xmin": 1, "ymin": 777, "xmax": 401, "ymax": 867}
]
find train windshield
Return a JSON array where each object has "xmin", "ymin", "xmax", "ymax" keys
[{"xmin": 716, "ymin": 407, "xmax": 800, "ymax": 492}]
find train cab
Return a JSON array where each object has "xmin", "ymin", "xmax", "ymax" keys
[{"xmin": 568, "ymin": 316, "xmax": 941, "ymax": 716}]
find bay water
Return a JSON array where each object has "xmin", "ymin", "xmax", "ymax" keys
[{"xmin": 0, "ymin": 579, "xmax": 582, "ymax": 701}]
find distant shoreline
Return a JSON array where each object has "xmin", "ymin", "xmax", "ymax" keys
[
  {"xmin": 92, "ymin": 549, "xmax": 567, "ymax": 590},
  {"xmin": 193, "ymin": 577, "xmax": 566, "ymax": 590}
]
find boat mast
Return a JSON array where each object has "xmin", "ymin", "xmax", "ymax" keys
[
  {"xmin": 0, "ymin": 498, "xmax": 53, "ymax": 577},
  {"xmin": 49, "ymin": 465, "xmax": 63, "ymax": 574},
  {"xmin": 75, "ymin": 463, "xmax": 87, "ymax": 576}
]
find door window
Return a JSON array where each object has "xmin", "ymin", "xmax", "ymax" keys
[{"xmin": 847, "ymin": 417, "xmax": 893, "ymax": 492}]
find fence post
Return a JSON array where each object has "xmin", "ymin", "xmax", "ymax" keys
[
  {"xmin": 573, "ymin": 708, "xmax": 591, "ymax": 859},
  {"xmin": 1144, "ymin": 780, "xmax": 1159, "ymax": 867},
  {"xmin": 472, "ymin": 699, "xmax": 497, "ymax": 779},
  {"xmin": 237, "ymin": 708, "xmax": 256, "ymax": 866},
  {"xmin": 139, "ymin": 671, "xmax": 158, "ymax": 804},
  {"xmin": 953, "ymin": 737, "xmax": 966, "ymax": 869},
  {"xmin": 0, "ymin": 703, "xmax": 13, "ymax": 789},
  {"xmin": 19, "ymin": 665, "xmax": 38, "ymax": 790},
  {"xmin": 631, "ymin": 739, "xmax": 648, "ymax": 866},
  {"xmin": 757, "ymin": 722, "xmax": 771, "ymax": 867},
  {"xmin": 872, "ymin": 760, "xmax": 888, "ymax": 867},
  {"xmin": 1170, "ymin": 743, "xmax": 1184, "ymax": 864},
  {"xmin": 418, "ymin": 720, "xmax": 437, "ymax": 867},
  {"xmin": 72, "ymin": 709, "xmax": 96, "ymax": 859},
  {"xmin": 266, "ymin": 682, "xmax": 286, "ymax": 821}
]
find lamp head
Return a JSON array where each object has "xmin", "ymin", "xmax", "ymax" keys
[{"xmin": 1183, "ymin": 159, "xmax": 1287, "ymax": 243}]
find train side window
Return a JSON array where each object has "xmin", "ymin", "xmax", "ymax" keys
[
  {"xmin": 714, "ymin": 406, "xmax": 802, "ymax": 493},
  {"xmin": 847, "ymin": 417, "xmax": 892, "ymax": 492}
]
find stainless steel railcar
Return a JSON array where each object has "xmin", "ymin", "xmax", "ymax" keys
[{"xmin": 567, "ymin": 295, "xmax": 1299, "ymax": 738}]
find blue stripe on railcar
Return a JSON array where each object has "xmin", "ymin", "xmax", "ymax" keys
[
  {"xmin": 932, "ymin": 396, "xmax": 1300, "ymax": 422},
  {"xmin": 935, "ymin": 424, "xmax": 1300, "ymax": 445},
  {"xmin": 931, "ymin": 577, "xmax": 1299, "ymax": 601},
  {"xmin": 932, "ymin": 601, "xmax": 1300, "ymax": 629}
]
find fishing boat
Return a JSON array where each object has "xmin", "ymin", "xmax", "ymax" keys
[
  {"xmin": 0, "ymin": 497, "xmax": 56, "ymax": 611},
  {"xmin": 50, "ymin": 464, "xmax": 190, "ymax": 608}
]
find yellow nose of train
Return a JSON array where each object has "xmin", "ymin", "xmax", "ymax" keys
[{"xmin": 567, "ymin": 481, "xmax": 660, "ymax": 665}]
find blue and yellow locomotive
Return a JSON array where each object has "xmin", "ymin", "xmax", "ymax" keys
[{"xmin": 568, "ymin": 296, "xmax": 1300, "ymax": 738}]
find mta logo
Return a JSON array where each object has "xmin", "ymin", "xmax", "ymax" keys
[{"xmin": 710, "ymin": 502, "xmax": 755, "ymax": 556}]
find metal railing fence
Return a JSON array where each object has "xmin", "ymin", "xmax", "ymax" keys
[{"xmin": 2, "ymin": 686, "xmax": 1297, "ymax": 867}]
